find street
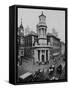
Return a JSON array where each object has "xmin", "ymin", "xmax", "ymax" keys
[{"xmin": 18, "ymin": 55, "xmax": 65, "ymax": 81}]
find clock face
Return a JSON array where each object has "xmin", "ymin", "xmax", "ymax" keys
[
  {"xmin": 21, "ymin": 29, "xmax": 23, "ymax": 33},
  {"xmin": 19, "ymin": 29, "xmax": 24, "ymax": 36}
]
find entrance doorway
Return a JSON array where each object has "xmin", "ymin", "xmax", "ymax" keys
[
  {"xmin": 42, "ymin": 55, "xmax": 44, "ymax": 62},
  {"xmin": 46, "ymin": 50, "xmax": 48, "ymax": 61}
]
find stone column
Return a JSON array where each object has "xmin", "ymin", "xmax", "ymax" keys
[
  {"xmin": 45, "ymin": 50, "xmax": 46, "ymax": 62},
  {"xmin": 48, "ymin": 50, "xmax": 50, "ymax": 61},
  {"xmin": 36, "ymin": 50, "xmax": 38, "ymax": 62},
  {"xmin": 41, "ymin": 29, "xmax": 42, "ymax": 38},
  {"xmin": 44, "ymin": 29, "xmax": 45, "ymax": 38}
]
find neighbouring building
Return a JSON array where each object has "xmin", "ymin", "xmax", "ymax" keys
[
  {"xmin": 17, "ymin": 19, "xmax": 24, "ymax": 65},
  {"xmin": 24, "ymin": 31, "xmax": 38, "ymax": 58},
  {"xmin": 47, "ymin": 33, "xmax": 61, "ymax": 59}
]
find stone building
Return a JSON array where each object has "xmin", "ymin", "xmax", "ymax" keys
[{"xmin": 32, "ymin": 11, "xmax": 52, "ymax": 64}]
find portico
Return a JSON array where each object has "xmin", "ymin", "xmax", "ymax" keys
[{"xmin": 34, "ymin": 47, "xmax": 50, "ymax": 64}]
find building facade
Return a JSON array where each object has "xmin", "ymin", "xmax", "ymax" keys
[{"xmin": 47, "ymin": 33, "xmax": 61, "ymax": 59}]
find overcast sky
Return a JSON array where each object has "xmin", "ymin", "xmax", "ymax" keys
[{"xmin": 18, "ymin": 8, "xmax": 65, "ymax": 42}]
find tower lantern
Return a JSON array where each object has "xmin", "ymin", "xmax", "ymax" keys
[
  {"xmin": 36, "ymin": 11, "xmax": 47, "ymax": 45},
  {"xmin": 39, "ymin": 11, "xmax": 46, "ymax": 25}
]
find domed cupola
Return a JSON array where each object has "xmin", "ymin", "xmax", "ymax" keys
[{"xmin": 39, "ymin": 11, "xmax": 46, "ymax": 25}]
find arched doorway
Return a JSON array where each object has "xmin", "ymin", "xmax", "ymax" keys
[{"xmin": 42, "ymin": 55, "xmax": 44, "ymax": 62}]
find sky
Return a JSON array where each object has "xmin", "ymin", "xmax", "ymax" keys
[{"xmin": 18, "ymin": 8, "xmax": 65, "ymax": 42}]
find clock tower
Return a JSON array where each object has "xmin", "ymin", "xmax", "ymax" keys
[
  {"xmin": 18, "ymin": 18, "xmax": 24, "ymax": 65},
  {"xmin": 18, "ymin": 18, "xmax": 24, "ymax": 46}
]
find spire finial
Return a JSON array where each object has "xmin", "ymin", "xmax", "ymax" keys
[{"xmin": 42, "ymin": 11, "xmax": 43, "ymax": 15}]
